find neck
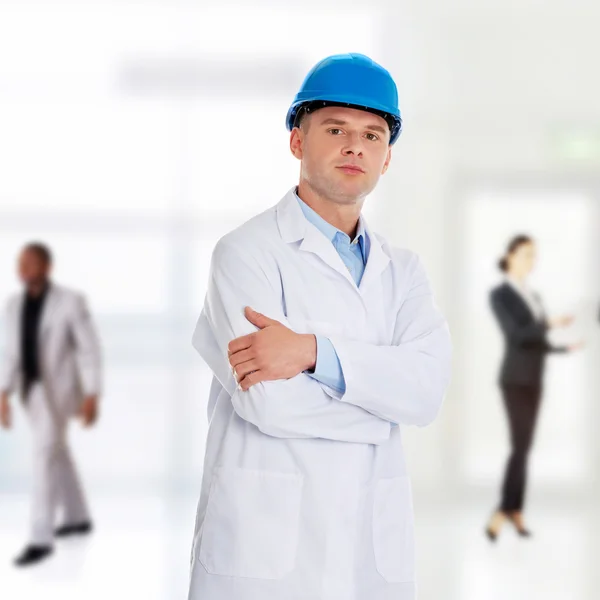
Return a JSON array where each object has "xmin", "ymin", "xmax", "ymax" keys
[
  {"xmin": 508, "ymin": 272, "xmax": 526, "ymax": 285},
  {"xmin": 297, "ymin": 180, "xmax": 362, "ymax": 238},
  {"xmin": 27, "ymin": 280, "xmax": 48, "ymax": 298}
]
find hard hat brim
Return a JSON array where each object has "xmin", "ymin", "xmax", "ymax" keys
[{"xmin": 286, "ymin": 99, "xmax": 402, "ymax": 144}]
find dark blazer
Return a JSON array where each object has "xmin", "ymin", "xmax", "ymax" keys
[{"xmin": 490, "ymin": 282, "xmax": 566, "ymax": 387}]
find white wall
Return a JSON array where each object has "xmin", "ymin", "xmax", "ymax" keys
[{"xmin": 0, "ymin": 0, "xmax": 598, "ymax": 499}]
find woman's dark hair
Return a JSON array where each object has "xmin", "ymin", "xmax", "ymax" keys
[{"xmin": 497, "ymin": 234, "xmax": 533, "ymax": 272}]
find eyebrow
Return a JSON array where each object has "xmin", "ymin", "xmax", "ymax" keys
[{"xmin": 319, "ymin": 117, "xmax": 388, "ymax": 136}]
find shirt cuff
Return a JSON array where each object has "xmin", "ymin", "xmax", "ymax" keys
[{"xmin": 307, "ymin": 335, "xmax": 346, "ymax": 394}]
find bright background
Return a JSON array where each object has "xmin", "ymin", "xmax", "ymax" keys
[{"xmin": 1, "ymin": 1, "xmax": 599, "ymax": 598}]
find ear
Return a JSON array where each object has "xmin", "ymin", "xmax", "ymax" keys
[
  {"xmin": 290, "ymin": 128, "xmax": 304, "ymax": 160},
  {"xmin": 381, "ymin": 146, "xmax": 392, "ymax": 175}
]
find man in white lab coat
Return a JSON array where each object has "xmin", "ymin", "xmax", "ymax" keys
[
  {"xmin": 0, "ymin": 243, "xmax": 102, "ymax": 566},
  {"xmin": 188, "ymin": 53, "xmax": 452, "ymax": 600}
]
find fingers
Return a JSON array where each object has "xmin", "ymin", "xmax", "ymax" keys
[
  {"xmin": 238, "ymin": 370, "xmax": 267, "ymax": 391},
  {"xmin": 228, "ymin": 334, "xmax": 254, "ymax": 356},
  {"xmin": 229, "ymin": 347, "xmax": 254, "ymax": 369},
  {"xmin": 233, "ymin": 359, "xmax": 260, "ymax": 383},
  {"xmin": 551, "ymin": 315, "xmax": 574, "ymax": 328},
  {"xmin": 244, "ymin": 307, "xmax": 267, "ymax": 328},
  {"xmin": 80, "ymin": 400, "xmax": 98, "ymax": 427},
  {"xmin": 244, "ymin": 306, "xmax": 260, "ymax": 319},
  {"xmin": 244, "ymin": 306, "xmax": 280, "ymax": 329},
  {"xmin": 84, "ymin": 411, "xmax": 97, "ymax": 428}
]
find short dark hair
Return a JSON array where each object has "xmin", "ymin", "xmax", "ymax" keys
[
  {"xmin": 295, "ymin": 107, "xmax": 312, "ymax": 132},
  {"xmin": 497, "ymin": 234, "xmax": 532, "ymax": 272},
  {"xmin": 24, "ymin": 242, "xmax": 53, "ymax": 265}
]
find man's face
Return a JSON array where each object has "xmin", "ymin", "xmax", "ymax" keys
[
  {"xmin": 290, "ymin": 106, "xmax": 392, "ymax": 205},
  {"xmin": 18, "ymin": 249, "xmax": 50, "ymax": 287}
]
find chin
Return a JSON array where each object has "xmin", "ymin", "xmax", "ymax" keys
[
  {"xmin": 328, "ymin": 185, "xmax": 358, "ymax": 201},
  {"xmin": 330, "ymin": 174, "xmax": 359, "ymax": 190},
  {"xmin": 341, "ymin": 183, "xmax": 371, "ymax": 199}
]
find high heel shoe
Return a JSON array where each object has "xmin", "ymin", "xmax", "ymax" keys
[
  {"xmin": 507, "ymin": 513, "xmax": 532, "ymax": 537},
  {"xmin": 484, "ymin": 510, "xmax": 506, "ymax": 543},
  {"xmin": 512, "ymin": 523, "xmax": 532, "ymax": 537},
  {"xmin": 485, "ymin": 526, "xmax": 498, "ymax": 542}
]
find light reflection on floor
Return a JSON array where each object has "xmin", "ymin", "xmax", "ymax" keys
[{"xmin": 0, "ymin": 493, "xmax": 597, "ymax": 600}]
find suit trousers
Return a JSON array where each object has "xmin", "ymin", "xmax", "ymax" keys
[
  {"xmin": 25, "ymin": 383, "xmax": 90, "ymax": 545},
  {"xmin": 499, "ymin": 384, "xmax": 542, "ymax": 513}
]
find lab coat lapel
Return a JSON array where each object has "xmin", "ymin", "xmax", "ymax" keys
[
  {"xmin": 359, "ymin": 221, "xmax": 390, "ymax": 295},
  {"xmin": 276, "ymin": 188, "xmax": 358, "ymax": 288},
  {"xmin": 298, "ymin": 225, "xmax": 357, "ymax": 288}
]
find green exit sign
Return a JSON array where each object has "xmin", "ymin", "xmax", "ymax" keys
[{"xmin": 553, "ymin": 131, "xmax": 600, "ymax": 162}]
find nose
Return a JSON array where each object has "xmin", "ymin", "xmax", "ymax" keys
[{"xmin": 341, "ymin": 132, "xmax": 364, "ymax": 157}]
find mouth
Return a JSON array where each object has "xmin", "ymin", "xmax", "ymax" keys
[{"xmin": 336, "ymin": 164, "xmax": 365, "ymax": 175}]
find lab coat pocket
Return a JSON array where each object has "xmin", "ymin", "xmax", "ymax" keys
[
  {"xmin": 372, "ymin": 477, "xmax": 415, "ymax": 583},
  {"xmin": 199, "ymin": 467, "xmax": 304, "ymax": 580}
]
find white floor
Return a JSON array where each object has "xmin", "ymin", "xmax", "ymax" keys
[{"xmin": 0, "ymin": 492, "xmax": 598, "ymax": 600}]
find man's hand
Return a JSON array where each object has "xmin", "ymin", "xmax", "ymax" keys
[
  {"xmin": 79, "ymin": 395, "xmax": 99, "ymax": 427},
  {"xmin": 0, "ymin": 392, "xmax": 11, "ymax": 430},
  {"xmin": 228, "ymin": 307, "xmax": 317, "ymax": 391}
]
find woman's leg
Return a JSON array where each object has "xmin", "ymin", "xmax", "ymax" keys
[{"xmin": 499, "ymin": 385, "xmax": 542, "ymax": 513}]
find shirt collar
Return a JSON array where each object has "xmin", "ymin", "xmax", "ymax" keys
[
  {"xmin": 506, "ymin": 275, "xmax": 528, "ymax": 293},
  {"xmin": 294, "ymin": 189, "xmax": 367, "ymax": 258}
]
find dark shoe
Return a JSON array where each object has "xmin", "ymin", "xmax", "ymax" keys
[
  {"xmin": 507, "ymin": 513, "xmax": 532, "ymax": 538},
  {"xmin": 485, "ymin": 526, "xmax": 498, "ymax": 542},
  {"xmin": 54, "ymin": 520, "xmax": 93, "ymax": 538},
  {"xmin": 514, "ymin": 525, "xmax": 533, "ymax": 537},
  {"xmin": 14, "ymin": 545, "xmax": 53, "ymax": 567},
  {"xmin": 485, "ymin": 509, "xmax": 508, "ymax": 543}
]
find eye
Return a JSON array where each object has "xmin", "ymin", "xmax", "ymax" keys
[
  {"xmin": 365, "ymin": 132, "xmax": 380, "ymax": 141},
  {"xmin": 327, "ymin": 128, "xmax": 343, "ymax": 135}
]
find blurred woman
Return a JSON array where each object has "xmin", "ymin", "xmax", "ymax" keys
[{"xmin": 485, "ymin": 235, "xmax": 582, "ymax": 541}]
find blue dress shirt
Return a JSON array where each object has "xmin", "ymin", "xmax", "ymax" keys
[{"xmin": 295, "ymin": 193, "xmax": 369, "ymax": 394}]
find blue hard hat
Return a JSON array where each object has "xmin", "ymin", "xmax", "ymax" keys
[{"xmin": 286, "ymin": 53, "xmax": 402, "ymax": 144}]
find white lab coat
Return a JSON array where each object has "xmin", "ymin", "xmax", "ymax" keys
[
  {"xmin": 0, "ymin": 284, "xmax": 102, "ymax": 545},
  {"xmin": 188, "ymin": 188, "xmax": 452, "ymax": 600}
]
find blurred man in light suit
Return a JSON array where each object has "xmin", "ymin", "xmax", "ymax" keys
[{"xmin": 0, "ymin": 243, "xmax": 102, "ymax": 567}]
